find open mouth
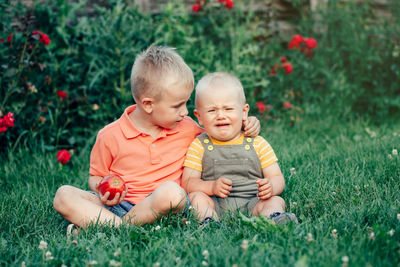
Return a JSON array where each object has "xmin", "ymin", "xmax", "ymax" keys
[{"xmin": 215, "ymin": 123, "xmax": 230, "ymax": 127}]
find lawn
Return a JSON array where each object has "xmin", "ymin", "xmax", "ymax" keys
[{"xmin": 1, "ymin": 117, "xmax": 399, "ymax": 266}]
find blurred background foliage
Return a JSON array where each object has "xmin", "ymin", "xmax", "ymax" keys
[{"xmin": 0, "ymin": 0, "xmax": 399, "ymax": 155}]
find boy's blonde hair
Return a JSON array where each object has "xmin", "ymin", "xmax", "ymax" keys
[
  {"xmin": 195, "ymin": 72, "xmax": 246, "ymax": 107},
  {"xmin": 130, "ymin": 45, "xmax": 194, "ymax": 102}
]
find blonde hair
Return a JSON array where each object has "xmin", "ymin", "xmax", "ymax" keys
[
  {"xmin": 195, "ymin": 72, "xmax": 246, "ymax": 107},
  {"xmin": 130, "ymin": 45, "xmax": 194, "ymax": 101}
]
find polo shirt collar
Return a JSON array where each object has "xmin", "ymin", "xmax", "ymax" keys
[{"xmin": 119, "ymin": 105, "xmax": 180, "ymax": 139}]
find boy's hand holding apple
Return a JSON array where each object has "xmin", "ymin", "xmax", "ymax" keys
[{"xmin": 96, "ymin": 174, "xmax": 127, "ymax": 206}]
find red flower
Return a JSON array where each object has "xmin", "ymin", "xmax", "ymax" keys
[
  {"xmin": 56, "ymin": 90, "xmax": 67, "ymax": 99},
  {"xmin": 225, "ymin": 0, "xmax": 234, "ymax": 9},
  {"xmin": 283, "ymin": 101, "xmax": 292, "ymax": 109},
  {"xmin": 3, "ymin": 112, "xmax": 15, "ymax": 127},
  {"xmin": 283, "ymin": 63, "xmax": 293, "ymax": 74},
  {"xmin": 280, "ymin": 57, "xmax": 287, "ymax": 63},
  {"xmin": 304, "ymin": 38, "xmax": 317, "ymax": 49},
  {"xmin": 269, "ymin": 68, "xmax": 277, "ymax": 75},
  {"xmin": 192, "ymin": 4, "xmax": 202, "ymax": 12},
  {"xmin": 256, "ymin": 102, "xmax": 267, "ymax": 113},
  {"xmin": 57, "ymin": 149, "xmax": 71, "ymax": 165},
  {"xmin": 7, "ymin": 32, "xmax": 13, "ymax": 43},
  {"xmin": 32, "ymin": 30, "xmax": 51, "ymax": 46},
  {"xmin": 288, "ymin": 34, "xmax": 304, "ymax": 50},
  {"xmin": 0, "ymin": 126, "xmax": 6, "ymax": 133},
  {"xmin": 0, "ymin": 38, "xmax": 4, "ymax": 43},
  {"xmin": 218, "ymin": 0, "xmax": 226, "ymax": 2}
]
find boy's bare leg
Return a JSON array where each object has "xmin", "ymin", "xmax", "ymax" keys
[
  {"xmin": 188, "ymin": 192, "xmax": 218, "ymax": 221},
  {"xmin": 53, "ymin": 185, "xmax": 123, "ymax": 227},
  {"xmin": 252, "ymin": 196, "xmax": 285, "ymax": 217},
  {"xmin": 123, "ymin": 181, "xmax": 187, "ymax": 225}
]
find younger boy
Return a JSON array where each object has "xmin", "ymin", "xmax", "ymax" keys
[
  {"xmin": 182, "ymin": 72, "xmax": 298, "ymax": 224},
  {"xmin": 53, "ymin": 46, "xmax": 260, "ymax": 229}
]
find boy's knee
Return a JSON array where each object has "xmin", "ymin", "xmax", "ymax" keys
[
  {"xmin": 271, "ymin": 196, "xmax": 286, "ymax": 209},
  {"xmin": 152, "ymin": 181, "xmax": 186, "ymax": 211},
  {"xmin": 53, "ymin": 185, "xmax": 74, "ymax": 212}
]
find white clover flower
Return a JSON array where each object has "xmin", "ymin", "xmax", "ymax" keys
[
  {"xmin": 306, "ymin": 233, "xmax": 314, "ymax": 243},
  {"xmin": 388, "ymin": 229, "xmax": 395, "ymax": 236},
  {"xmin": 45, "ymin": 251, "xmax": 54, "ymax": 261},
  {"xmin": 20, "ymin": 261, "xmax": 26, "ymax": 267},
  {"xmin": 113, "ymin": 248, "xmax": 121, "ymax": 257},
  {"xmin": 392, "ymin": 149, "xmax": 398, "ymax": 156},
  {"xmin": 397, "ymin": 214, "xmax": 400, "ymax": 221},
  {"xmin": 290, "ymin": 167, "xmax": 296, "ymax": 175},
  {"xmin": 154, "ymin": 225, "xmax": 161, "ymax": 231},
  {"xmin": 201, "ymin": 261, "xmax": 208, "ymax": 266},
  {"xmin": 202, "ymin": 250, "xmax": 210, "ymax": 260},
  {"xmin": 332, "ymin": 192, "xmax": 336, "ymax": 195},
  {"xmin": 153, "ymin": 262, "xmax": 160, "ymax": 267},
  {"xmin": 240, "ymin": 239, "xmax": 249, "ymax": 251},
  {"xmin": 61, "ymin": 265, "xmax": 67, "ymax": 267},
  {"xmin": 292, "ymin": 202, "xmax": 297, "ymax": 207},
  {"xmin": 342, "ymin": 255, "xmax": 349, "ymax": 263},
  {"xmin": 88, "ymin": 260, "xmax": 98, "ymax": 266},
  {"xmin": 388, "ymin": 154, "xmax": 393, "ymax": 159},
  {"xmin": 72, "ymin": 240, "xmax": 78, "ymax": 246},
  {"xmin": 175, "ymin": 257, "xmax": 181, "ymax": 262},
  {"xmin": 368, "ymin": 232, "xmax": 375, "ymax": 240},
  {"xmin": 331, "ymin": 229, "xmax": 338, "ymax": 239},
  {"xmin": 109, "ymin": 260, "xmax": 122, "ymax": 267},
  {"xmin": 188, "ymin": 205, "xmax": 194, "ymax": 210},
  {"xmin": 38, "ymin": 240, "xmax": 47, "ymax": 250},
  {"xmin": 185, "ymin": 220, "xmax": 191, "ymax": 225}
]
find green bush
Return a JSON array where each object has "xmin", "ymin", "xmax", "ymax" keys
[{"xmin": 0, "ymin": 0, "xmax": 399, "ymax": 156}]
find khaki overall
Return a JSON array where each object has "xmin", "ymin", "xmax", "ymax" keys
[{"xmin": 198, "ymin": 133, "xmax": 263, "ymax": 216}]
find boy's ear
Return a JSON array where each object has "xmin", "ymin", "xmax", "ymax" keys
[
  {"xmin": 141, "ymin": 97, "xmax": 154, "ymax": 114},
  {"xmin": 242, "ymin": 104, "xmax": 250, "ymax": 120},
  {"xmin": 193, "ymin": 109, "xmax": 203, "ymax": 126}
]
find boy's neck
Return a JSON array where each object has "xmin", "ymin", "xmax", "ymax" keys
[{"xmin": 129, "ymin": 107, "xmax": 162, "ymax": 139}]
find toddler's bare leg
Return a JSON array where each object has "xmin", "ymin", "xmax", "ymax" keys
[
  {"xmin": 123, "ymin": 181, "xmax": 187, "ymax": 225},
  {"xmin": 189, "ymin": 191, "xmax": 218, "ymax": 221},
  {"xmin": 53, "ymin": 185, "xmax": 122, "ymax": 228},
  {"xmin": 252, "ymin": 196, "xmax": 285, "ymax": 217}
]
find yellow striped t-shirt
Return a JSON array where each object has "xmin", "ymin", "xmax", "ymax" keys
[{"xmin": 183, "ymin": 134, "xmax": 278, "ymax": 172}]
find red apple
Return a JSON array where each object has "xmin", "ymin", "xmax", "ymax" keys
[{"xmin": 98, "ymin": 174, "xmax": 126, "ymax": 200}]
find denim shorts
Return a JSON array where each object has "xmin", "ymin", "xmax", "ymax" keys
[
  {"xmin": 91, "ymin": 191, "xmax": 191, "ymax": 218},
  {"xmin": 91, "ymin": 192, "xmax": 135, "ymax": 218}
]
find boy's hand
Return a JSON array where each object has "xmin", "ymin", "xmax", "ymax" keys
[
  {"xmin": 96, "ymin": 183, "xmax": 128, "ymax": 206},
  {"xmin": 256, "ymin": 178, "xmax": 273, "ymax": 200},
  {"xmin": 243, "ymin": 116, "xmax": 260, "ymax": 137},
  {"xmin": 212, "ymin": 177, "xmax": 232, "ymax": 198}
]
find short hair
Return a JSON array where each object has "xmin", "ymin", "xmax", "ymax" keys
[
  {"xmin": 195, "ymin": 72, "xmax": 246, "ymax": 107},
  {"xmin": 130, "ymin": 45, "xmax": 194, "ymax": 101}
]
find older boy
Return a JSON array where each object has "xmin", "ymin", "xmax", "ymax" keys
[
  {"xmin": 182, "ymin": 72, "xmax": 298, "ymax": 225},
  {"xmin": 53, "ymin": 46, "xmax": 259, "ymax": 228}
]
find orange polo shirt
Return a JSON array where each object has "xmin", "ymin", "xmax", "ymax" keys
[{"xmin": 90, "ymin": 105, "xmax": 204, "ymax": 204}]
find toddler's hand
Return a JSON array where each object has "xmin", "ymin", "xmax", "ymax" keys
[
  {"xmin": 256, "ymin": 179, "xmax": 272, "ymax": 200},
  {"xmin": 243, "ymin": 116, "xmax": 260, "ymax": 137},
  {"xmin": 212, "ymin": 177, "xmax": 232, "ymax": 198},
  {"xmin": 96, "ymin": 183, "xmax": 127, "ymax": 206}
]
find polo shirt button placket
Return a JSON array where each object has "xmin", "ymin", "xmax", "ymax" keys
[{"xmin": 150, "ymin": 142, "xmax": 161, "ymax": 164}]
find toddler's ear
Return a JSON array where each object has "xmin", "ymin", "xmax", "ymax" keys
[
  {"xmin": 242, "ymin": 104, "xmax": 250, "ymax": 120},
  {"xmin": 194, "ymin": 109, "xmax": 203, "ymax": 125}
]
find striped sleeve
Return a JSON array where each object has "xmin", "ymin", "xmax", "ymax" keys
[
  {"xmin": 183, "ymin": 138, "xmax": 205, "ymax": 172},
  {"xmin": 253, "ymin": 136, "xmax": 278, "ymax": 169}
]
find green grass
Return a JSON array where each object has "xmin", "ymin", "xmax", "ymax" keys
[{"xmin": 1, "ymin": 117, "xmax": 399, "ymax": 266}]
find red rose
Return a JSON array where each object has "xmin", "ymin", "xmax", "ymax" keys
[
  {"xmin": 0, "ymin": 126, "xmax": 6, "ymax": 133},
  {"xmin": 0, "ymin": 38, "xmax": 4, "ymax": 43},
  {"xmin": 7, "ymin": 32, "xmax": 13, "ymax": 43},
  {"xmin": 218, "ymin": 0, "xmax": 226, "ymax": 2},
  {"xmin": 225, "ymin": 0, "xmax": 234, "ymax": 9},
  {"xmin": 192, "ymin": 4, "xmax": 202, "ymax": 12},
  {"xmin": 3, "ymin": 112, "xmax": 15, "ymax": 128},
  {"xmin": 280, "ymin": 57, "xmax": 287, "ymax": 63},
  {"xmin": 256, "ymin": 102, "xmax": 267, "ymax": 113},
  {"xmin": 32, "ymin": 30, "xmax": 51, "ymax": 46},
  {"xmin": 283, "ymin": 63, "xmax": 293, "ymax": 74},
  {"xmin": 56, "ymin": 90, "xmax": 67, "ymax": 99},
  {"xmin": 304, "ymin": 38, "xmax": 317, "ymax": 49},
  {"xmin": 288, "ymin": 34, "xmax": 304, "ymax": 50},
  {"xmin": 57, "ymin": 149, "xmax": 71, "ymax": 165},
  {"xmin": 283, "ymin": 101, "xmax": 292, "ymax": 109},
  {"xmin": 269, "ymin": 68, "xmax": 277, "ymax": 75}
]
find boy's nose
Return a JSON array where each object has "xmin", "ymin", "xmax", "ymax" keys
[{"xmin": 216, "ymin": 110, "xmax": 225, "ymax": 118}]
